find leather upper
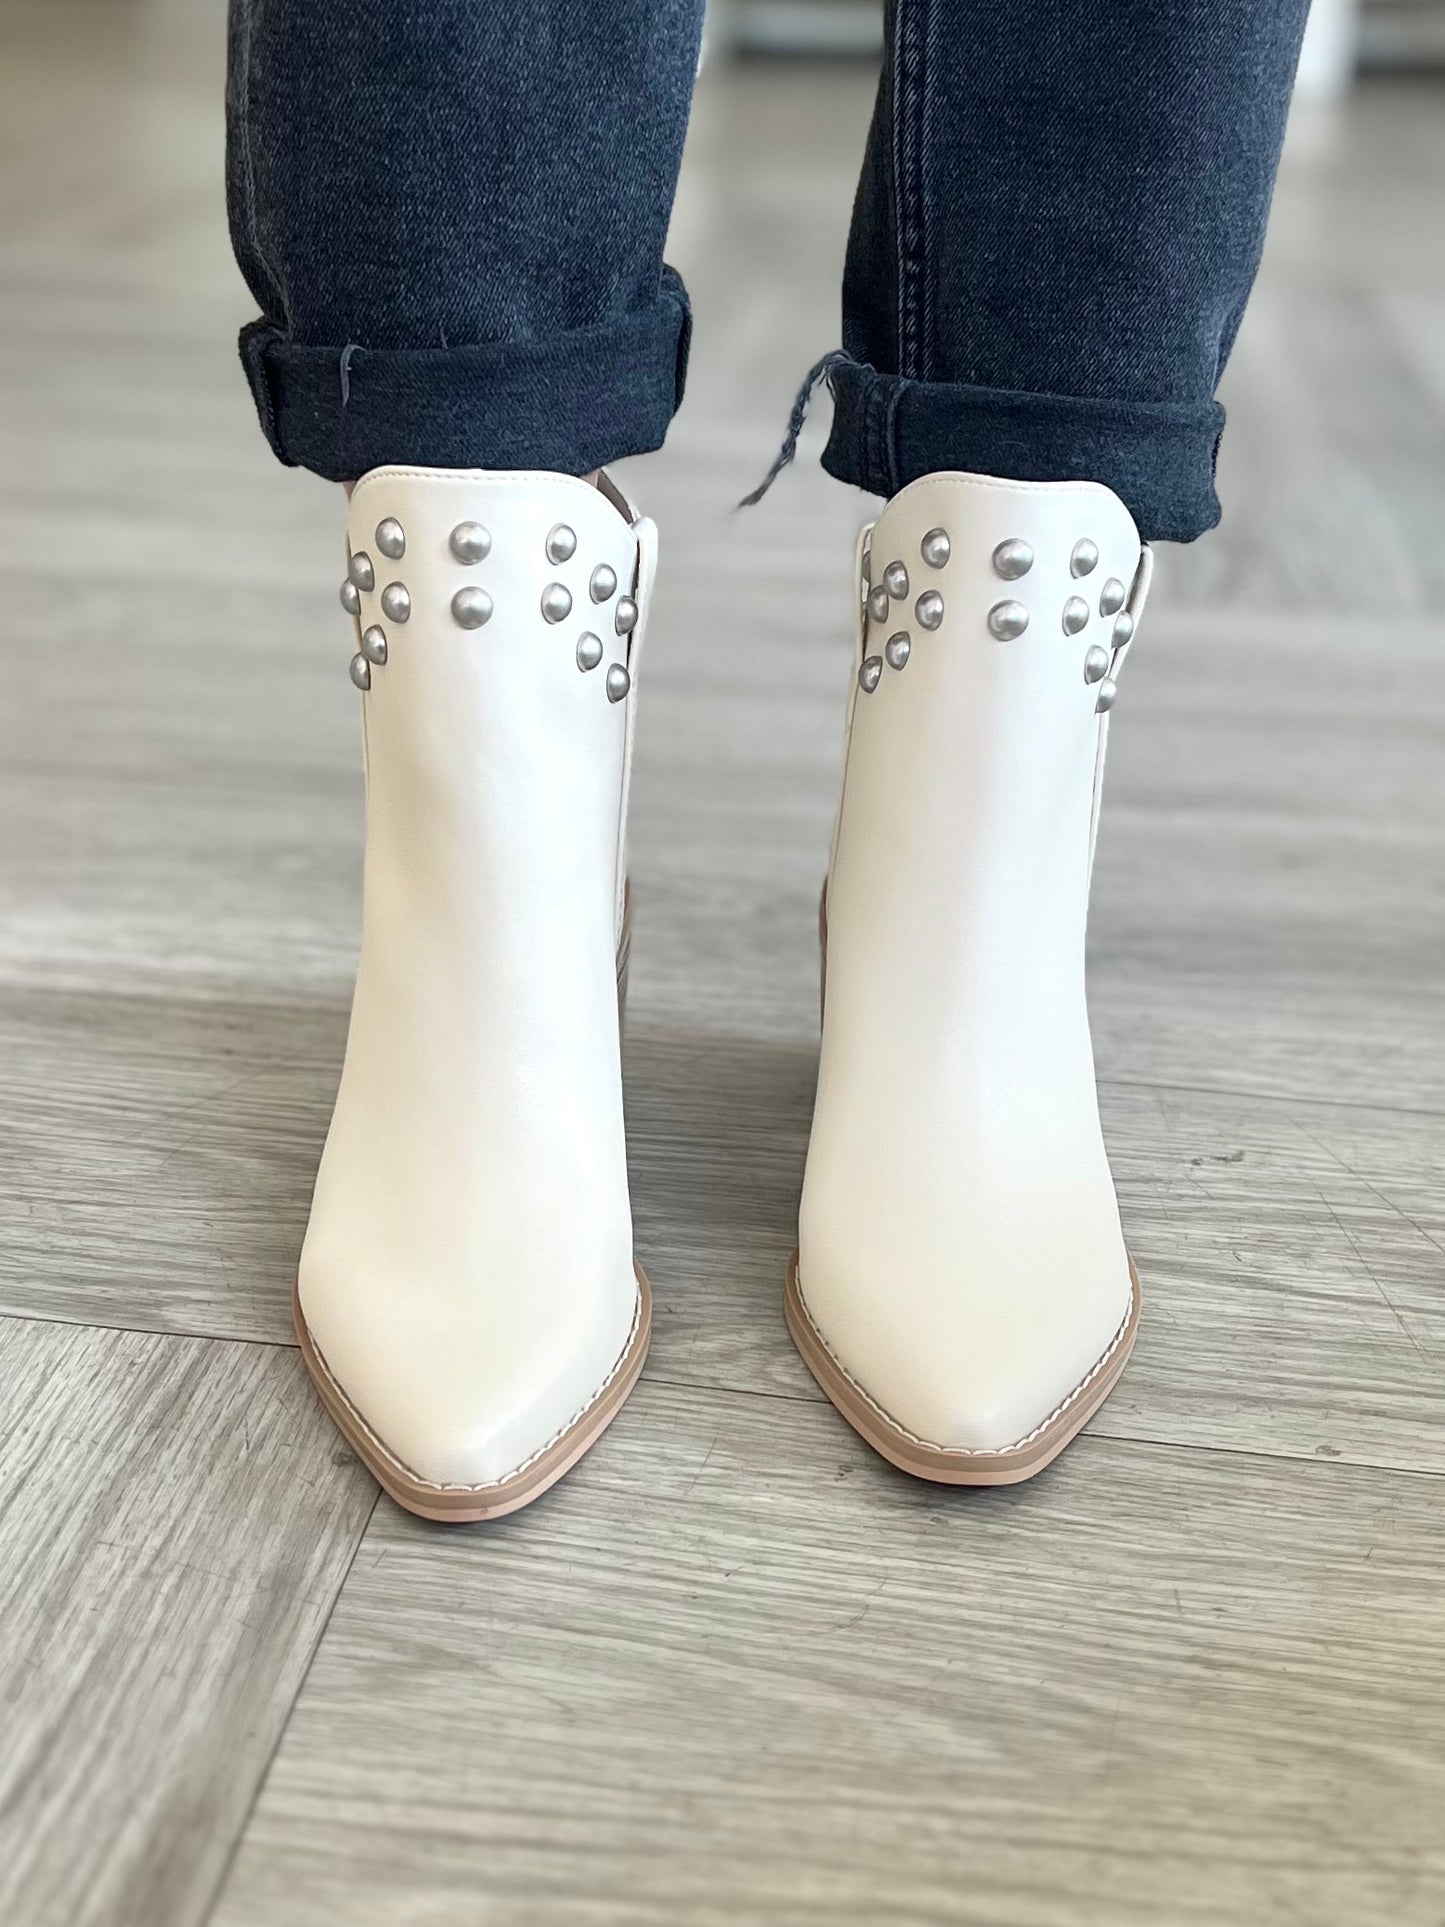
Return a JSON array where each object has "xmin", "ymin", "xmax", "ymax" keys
[
  {"xmin": 300, "ymin": 467, "xmax": 651, "ymax": 1489},
  {"xmin": 799, "ymin": 471, "xmax": 1151, "ymax": 1454}
]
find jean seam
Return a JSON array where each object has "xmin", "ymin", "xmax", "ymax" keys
[
  {"xmin": 667, "ymin": 270, "xmax": 692, "ymax": 410},
  {"xmin": 235, "ymin": 0, "xmax": 287, "ymax": 329},
  {"xmin": 891, "ymin": 0, "xmax": 929, "ymax": 382},
  {"xmin": 918, "ymin": 0, "xmax": 938, "ymax": 383},
  {"xmin": 240, "ymin": 323, "xmax": 285, "ymax": 459},
  {"xmin": 883, "ymin": 376, "xmax": 906, "ymax": 495},
  {"xmin": 866, "ymin": 371, "xmax": 888, "ymax": 495}
]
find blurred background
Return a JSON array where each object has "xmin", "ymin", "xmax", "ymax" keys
[
  {"xmin": 2, "ymin": 4, "xmax": 1443, "ymax": 1926},
  {"xmin": 710, "ymin": 0, "xmax": 1442, "ymax": 75}
]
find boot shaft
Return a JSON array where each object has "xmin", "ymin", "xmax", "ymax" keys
[
  {"xmin": 827, "ymin": 472, "xmax": 1151, "ymax": 1074},
  {"xmin": 342, "ymin": 466, "xmax": 653, "ymax": 957}
]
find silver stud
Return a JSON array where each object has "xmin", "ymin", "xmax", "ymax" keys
[
  {"xmin": 920, "ymin": 527, "xmax": 951, "ymax": 570},
  {"xmin": 451, "ymin": 586, "xmax": 493, "ymax": 630},
  {"xmin": 1112, "ymin": 610, "xmax": 1135, "ymax": 647},
  {"xmin": 614, "ymin": 596, "xmax": 638, "ymax": 636},
  {"xmin": 885, "ymin": 632, "xmax": 911, "ymax": 671},
  {"xmin": 449, "ymin": 522, "xmax": 491, "ymax": 565},
  {"xmin": 915, "ymin": 590, "xmax": 945, "ymax": 631},
  {"xmin": 1062, "ymin": 596, "xmax": 1090, "ymax": 636},
  {"xmin": 987, "ymin": 599, "xmax": 1029, "ymax": 640},
  {"xmin": 379, "ymin": 582, "xmax": 410, "ymax": 623},
  {"xmin": 606, "ymin": 663, "xmax": 631, "ymax": 703},
  {"xmin": 348, "ymin": 551, "xmax": 375, "ymax": 592},
  {"xmin": 576, "ymin": 632, "xmax": 604, "ymax": 672},
  {"xmin": 541, "ymin": 582, "xmax": 572, "ymax": 624},
  {"xmin": 883, "ymin": 561, "xmax": 909, "ymax": 600},
  {"xmin": 858, "ymin": 655, "xmax": 883, "ymax": 694},
  {"xmin": 1099, "ymin": 578, "xmax": 1126, "ymax": 617},
  {"xmin": 1083, "ymin": 644, "xmax": 1110, "ymax": 684},
  {"xmin": 348, "ymin": 653, "xmax": 371, "ymax": 691},
  {"xmin": 375, "ymin": 518, "xmax": 406, "ymax": 560},
  {"xmin": 1095, "ymin": 678, "xmax": 1118, "ymax": 713},
  {"xmin": 340, "ymin": 579, "xmax": 361, "ymax": 617},
  {"xmin": 867, "ymin": 586, "xmax": 890, "ymax": 625},
  {"xmin": 545, "ymin": 523, "xmax": 577, "ymax": 564},
  {"xmin": 1071, "ymin": 539, "xmax": 1099, "ymax": 578},
  {"xmin": 361, "ymin": 625, "xmax": 388, "ymax": 666},
  {"xmin": 992, "ymin": 539, "xmax": 1033, "ymax": 580},
  {"xmin": 589, "ymin": 563, "xmax": 617, "ymax": 603}
]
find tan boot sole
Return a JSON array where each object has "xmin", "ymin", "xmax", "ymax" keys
[
  {"xmin": 294, "ymin": 1268, "xmax": 651, "ymax": 1523},
  {"xmin": 784, "ymin": 1255, "xmax": 1139, "ymax": 1486}
]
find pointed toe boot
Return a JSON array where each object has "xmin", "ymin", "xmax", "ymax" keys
[
  {"xmin": 791, "ymin": 471, "xmax": 1153, "ymax": 1485},
  {"xmin": 298, "ymin": 467, "xmax": 654, "ymax": 1521}
]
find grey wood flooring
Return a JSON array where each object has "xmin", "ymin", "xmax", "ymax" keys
[{"xmin": 1, "ymin": 6, "xmax": 1442, "ymax": 1924}]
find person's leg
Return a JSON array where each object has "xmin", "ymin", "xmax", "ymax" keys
[
  {"xmin": 226, "ymin": 1, "xmax": 702, "ymax": 1520},
  {"xmin": 227, "ymin": 0, "xmax": 704, "ymax": 481},
  {"xmin": 822, "ymin": 0, "xmax": 1311, "ymax": 543},
  {"xmin": 793, "ymin": 2, "xmax": 1310, "ymax": 1484}
]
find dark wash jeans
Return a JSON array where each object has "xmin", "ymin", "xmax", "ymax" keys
[{"xmin": 228, "ymin": 0, "xmax": 1310, "ymax": 543}]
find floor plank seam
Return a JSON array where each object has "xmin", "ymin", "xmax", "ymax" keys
[
  {"xmin": 1102, "ymin": 1074, "xmax": 1445, "ymax": 1121},
  {"xmin": 1070, "ymin": 1428, "xmax": 1445, "ymax": 1482},
  {"xmin": 195, "ymin": 1488, "xmax": 381, "ymax": 1927},
  {"xmin": 641, "ymin": 1375, "xmax": 1445, "ymax": 1481},
  {"xmin": 0, "ymin": 1306, "xmax": 298, "ymax": 1348}
]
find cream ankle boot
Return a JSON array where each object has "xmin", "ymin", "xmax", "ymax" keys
[
  {"xmin": 791, "ymin": 471, "xmax": 1153, "ymax": 1484},
  {"xmin": 298, "ymin": 467, "xmax": 654, "ymax": 1520}
]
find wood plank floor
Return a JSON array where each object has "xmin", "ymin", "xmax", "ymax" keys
[
  {"xmin": 0, "ymin": 1318, "xmax": 377, "ymax": 1927},
  {"xmin": 212, "ymin": 1388, "xmax": 1445, "ymax": 1927},
  {"xmin": 1, "ymin": 6, "xmax": 1442, "ymax": 1924}
]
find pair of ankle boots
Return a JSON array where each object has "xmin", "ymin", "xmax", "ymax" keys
[{"xmin": 300, "ymin": 464, "xmax": 1152, "ymax": 1520}]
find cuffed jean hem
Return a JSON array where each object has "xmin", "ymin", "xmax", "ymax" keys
[
  {"xmin": 820, "ymin": 358, "xmax": 1225, "ymax": 544},
  {"xmin": 238, "ymin": 273, "xmax": 692, "ymax": 483}
]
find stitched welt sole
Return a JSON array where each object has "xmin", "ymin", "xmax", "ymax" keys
[
  {"xmin": 294, "ymin": 1268, "xmax": 651, "ymax": 1523},
  {"xmin": 784, "ymin": 1256, "xmax": 1139, "ymax": 1486}
]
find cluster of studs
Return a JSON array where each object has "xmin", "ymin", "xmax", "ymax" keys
[
  {"xmin": 857, "ymin": 525, "xmax": 950, "ymax": 693},
  {"xmin": 532, "ymin": 522, "xmax": 636, "ymax": 703},
  {"xmin": 985, "ymin": 535, "xmax": 1135, "ymax": 711},
  {"xmin": 856, "ymin": 520, "xmax": 1138, "ymax": 715},
  {"xmin": 340, "ymin": 520, "xmax": 411, "ymax": 689},
  {"xmin": 340, "ymin": 516, "xmax": 637, "ymax": 703}
]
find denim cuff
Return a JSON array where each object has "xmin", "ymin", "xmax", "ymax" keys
[
  {"xmin": 821, "ymin": 356, "xmax": 1225, "ymax": 544},
  {"xmin": 239, "ymin": 270, "xmax": 692, "ymax": 483}
]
